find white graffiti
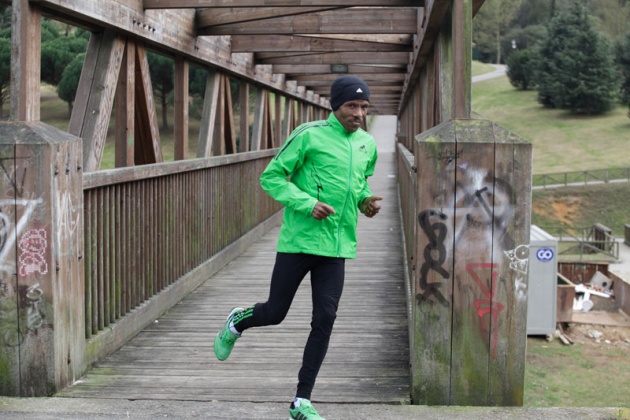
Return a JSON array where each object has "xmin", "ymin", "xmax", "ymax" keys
[
  {"xmin": 515, "ymin": 276, "xmax": 528, "ymax": 302},
  {"xmin": 18, "ymin": 229, "xmax": 48, "ymax": 277},
  {"xmin": 0, "ymin": 198, "xmax": 43, "ymax": 274},
  {"xmin": 57, "ymin": 191, "xmax": 80, "ymax": 253},
  {"xmin": 504, "ymin": 244, "xmax": 529, "ymax": 275},
  {"xmin": 435, "ymin": 165, "xmax": 515, "ymax": 264},
  {"xmin": 26, "ymin": 282, "xmax": 44, "ymax": 329}
]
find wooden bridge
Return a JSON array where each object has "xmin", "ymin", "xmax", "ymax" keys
[
  {"xmin": 1, "ymin": 0, "xmax": 533, "ymax": 407},
  {"xmin": 56, "ymin": 116, "xmax": 411, "ymax": 404}
]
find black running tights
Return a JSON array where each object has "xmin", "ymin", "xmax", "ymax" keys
[{"xmin": 233, "ymin": 252, "xmax": 345, "ymax": 400}]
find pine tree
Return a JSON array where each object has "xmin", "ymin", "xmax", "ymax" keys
[
  {"xmin": 616, "ymin": 32, "xmax": 630, "ymax": 106},
  {"xmin": 536, "ymin": 1, "xmax": 619, "ymax": 114}
]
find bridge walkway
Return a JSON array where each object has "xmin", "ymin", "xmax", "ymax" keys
[{"xmin": 57, "ymin": 116, "xmax": 411, "ymax": 404}]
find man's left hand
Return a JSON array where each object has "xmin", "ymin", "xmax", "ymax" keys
[{"xmin": 362, "ymin": 196, "xmax": 383, "ymax": 218}]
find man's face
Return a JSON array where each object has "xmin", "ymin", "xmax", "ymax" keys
[{"xmin": 333, "ymin": 99, "xmax": 369, "ymax": 132}]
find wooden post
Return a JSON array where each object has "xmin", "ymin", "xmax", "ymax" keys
[
  {"xmin": 239, "ymin": 80, "xmax": 250, "ymax": 153},
  {"xmin": 69, "ymin": 30, "xmax": 125, "ymax": 172},
  {"xmin": 115, "ymin": 40, "xmax": 136, "ymax": 168},
  {"xmin": 174, "ymin": 56, "xmax": 189, "ymax": 160},
  {"xmin": 10, "ymin": 0, "xmax": 40, "ymax": 122},
  {"xmin": 412, "ymin": 119, "xmax": 532, "ymax": 406},
  {"xmin": 452, "ymin": 0, "xmax": 472, "ymax": 119},
  {"xmin": 197, "ymin": 69, "xmax": 220, "ymax": 158},
  {"xmin": 0, "ymin": 122, "xmax": 85, "ymax": 396}
]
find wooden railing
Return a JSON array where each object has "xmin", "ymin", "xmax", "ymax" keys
[
  {"xmin": 396, "ymin": 143, "xmax": 416, "ymax": 349},
  {"xmin": 532, "ymin": 167, "xmax": 630, "ymax": 188},
  {"xmin": 539, "ymin": 224, "xmax": 619, "ymax": 261},
  {"xmin": 82, "ymin": 150, "xmax": 281, "ymax": 339}
]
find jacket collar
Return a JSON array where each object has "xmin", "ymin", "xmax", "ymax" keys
[{"xmin": 328, "ymin": 112, "xmax": 358, "ymax": 136}]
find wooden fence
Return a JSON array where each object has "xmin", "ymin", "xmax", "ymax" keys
[
  {"xmin": 540, "ymin": 224, "xmax": 619, "ymax": 261},
  {"xmin": 532, "ymin": 167, "xmax": 630, "ymax": 188},
  {"xmin": 396, "ymin": 143, "xmax": 417, "ymax": 354}
]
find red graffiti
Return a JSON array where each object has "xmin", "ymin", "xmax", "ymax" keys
[{"xmin": 466, "ymin": 263, "xmax": 504, "ymax": 358}]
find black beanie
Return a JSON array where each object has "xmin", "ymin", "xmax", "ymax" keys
[{"xmin": 330, "ymin": 75, "xmax": 370, "ymax": 111}]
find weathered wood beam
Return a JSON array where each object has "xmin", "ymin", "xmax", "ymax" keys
[
  {"xmin": 30, "ymin": 0, "xmax": 329, "ymax": 108},
  {"xmin": 196, "ymin": 7, "xmax": 340, "ymax": 27},
  {"xmin": 251, "ymin": 86, "xmax": 265, "ymax": 151},
  {"xmin": 197, "ymin": 70, "xmax": 220, "ymax": 158},
  {"xmin": 222, "ymin": 75, "xmax": 237, "ymax": 154},
  {"xmin": 197, "ymin": 8, "xmax": 418, "ymax": 35},
  {"xmin": 259, "ymin": 52, "xmax": 410, "ymax": 65},
  {"xmin": 452, "ymin": 0, "xmax": 472, "ymax": 119},
  {"xmin": 115, "ymin": 40, "xmax": 135, "ymax": 168},
  {"xmin": 238, "ymin": 80, "xmax": 249, "ymax": 153},
  {"xmin": 273, "ymin": 64, "xmax": 406, "ymax": 75},
  {"xmin": 230, "ymin": 35, "xmax": 411, "ymax": 53},
  {"xmin": 174, "ymin": 56, "xmax": 189, "ymax": 160},
  {"xmin": 274, "ymin": 93, "xmax": 282, "ymax": 148},
  {"xmin": 312, "ymin": 85, "xmax": 403, "ymax": 94},
  {"xmin": 210, "ymin": 74, "xmax": 236, "ymax": 155},
  {"xmin": 144, "ymin": 0, "xmax": 420, "ymax": 8},
  {"xmin": 11, "ymin": 0, "xmax": 41, "ymax": 121},
  {"xmin": 69, "ymin": 30, "xmax": 125, "ymax": 172},
  {"xmin": 292, "ymin": 73, "xmax": 406, "ymax": 83},
  {"xmin": 399, "ymin": 0, "xmax": 450, "ymax": 115},
  {"xmin": 134, "ymin": 43, "xmax": 163, "ymax": 165}
]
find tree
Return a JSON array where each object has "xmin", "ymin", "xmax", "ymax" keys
[
  {"xmin": 473, "ymin": 0, "xmax": 523, "ymax": 63},
  {"xmin": 506, "ymin": 48, "xmax": 537, "ymax": 90},
  {"xmin": 57, "ymin": 53, "xmax": 85, "ymax": 116},
  {"xmin": 0, "ymin": 4, "xmax": 10, "ymax": 30},
  {"xmin": 616, "ymin": 32, "xmax": 630, "ymax": 106},
  {"xmin": 147, "ymin": 51, "xmax": 174, "ymax": 131},
  {"xmin": 588, "ymin": 0, "xmax": 630, "ymax": 41},
  {"xmin": 536, "ymin": 1, "xmax": 619, "ymax": 114},
  {"xmin": 41, "ymin": 29, "xmax": 88, "ymax": 86}
]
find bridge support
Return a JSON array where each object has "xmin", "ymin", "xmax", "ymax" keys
[
  {"xmin": 0, "ymin": 122, "xmax": 85, "ymax": 396},
  {"xmin": 411, "ymin": 118, "xmax": 532, "ymax": 405}
]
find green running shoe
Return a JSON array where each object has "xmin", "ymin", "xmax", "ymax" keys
[
  {"xmin": 289, "ymin": 399, "xmax": 325, "ymax": 420},
  {"xmin": 213, "ymin": 307, "xmax": 243, "ymax": 361}
]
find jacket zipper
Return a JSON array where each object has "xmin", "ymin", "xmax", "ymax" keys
[{"xmin": 336, "ymin": 133, "xmax": 353, "ymax": 257}]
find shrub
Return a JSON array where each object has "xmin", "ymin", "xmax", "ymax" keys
[{"xmin": 506, "ymin": 48, "xmax": 537, "ymax": 90}]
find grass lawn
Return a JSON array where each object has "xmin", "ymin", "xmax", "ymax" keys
[
  {"xmin": 525, "ymin": 336, "xmax": 630, "ymax": 408},
  {"xmin": 473, "ymin": 70, "xmax": 630, "ymax": 411},
  {"xmin": 472, "ymin": 76, "xmax": 630, "ymax": 174}
]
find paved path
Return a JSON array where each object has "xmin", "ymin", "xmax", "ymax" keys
[{"xmin": 472, "ymin": 64, "xmax": 507, "ymax": 83}]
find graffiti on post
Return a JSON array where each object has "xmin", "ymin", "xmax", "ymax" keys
[
  {"xmin": 416, "ymin": 161, "xmax": 527, "ymax": 357},
  {"xmin": 417, "ymin": 209, "xmax": 450, "ymax": 307},
  {"xmin": 0, "ymin": 157, "xmax": 27, "ymax": 197},
  {"xmin": 504, "ymin": 245, "xmax": 529, "ymax": 302},
  {"xmin": 0, "ymin": 198, "xmax": 43, "ymax": 276},
  {"xmin": 0, "ymin": 158, "xmax": 52, "ymax": 346},
  {"xmin": 18, "ymin": 229, "xmax": 48, "ymax": 277},
  {"xmin": 467, "ymin": 262, "xmax": 504, "ymax": 358},
  {"xmin": 25, "ymin": 282, "xmax": 44, "ymax": 330}
]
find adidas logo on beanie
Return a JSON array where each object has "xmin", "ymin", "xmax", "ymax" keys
[{"xmin": 330, "ymin": 75, "xmax": 370, "ymax": 111}]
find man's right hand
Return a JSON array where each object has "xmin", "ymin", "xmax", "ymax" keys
[{"xmin": 312, "ymin": 201, "xmax": 336, "ymax": 220}]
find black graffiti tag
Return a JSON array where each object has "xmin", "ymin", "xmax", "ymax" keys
[
  {"xmin": 417, "ymin": 210, "xmax": 449, "ymax": 307},
  {"xmin": 0, "ymin": 157, "xmax": 27, "ymax": 197}
]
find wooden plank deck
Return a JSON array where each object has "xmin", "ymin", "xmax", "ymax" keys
[{"xmin": 58, "ymin": 116, "xmax": 410, "ymax": 404}]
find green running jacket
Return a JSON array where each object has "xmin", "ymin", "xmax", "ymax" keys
[{"xmin": 260, "ymin": 113, "xmax": 378, "ymax": 259}]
